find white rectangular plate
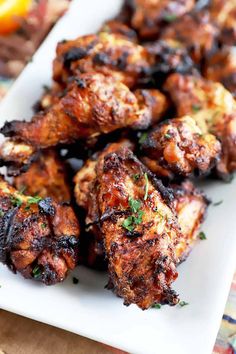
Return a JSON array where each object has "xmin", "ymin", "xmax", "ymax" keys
[{"xmin": 0, "ymin": 1, "xmax": 236, "ymax": 353}]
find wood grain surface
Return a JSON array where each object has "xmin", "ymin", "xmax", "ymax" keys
[{"xmin": 0, "ymin": 310, "xmax": 126, "ymax": 354}]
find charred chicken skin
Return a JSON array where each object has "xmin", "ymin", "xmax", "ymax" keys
[
  {"xmin": 53, "ymin": 32, "xmax": 155, "ymax": 88},
  {"xmin": 13, "ymin": 150, "xmax": 71, "ymax": 203},
  {"xmin": 164, "ymin": 73, "xmax": 236, "ymax": 177},
  {"xmin": 1, "ymin": 73, "xmax": 167, "ymax": 149},
  {"xmin": 0, "ymin": 177, "xmax": 80, "ymax": 285},
  {"xmin": 141, "ymin": 116, "xmax": 221, "ymax": 179},
  {"xmin": 124, "ymin": 0, "xmax": 195, "ymax": 39},
  {"xmin": 88, "ymin": 148, "xmax": 181, "ymax": 309}
]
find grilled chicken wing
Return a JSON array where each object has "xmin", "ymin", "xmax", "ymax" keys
[
  {"xmin": 124, "ymin": 0, "xmax": 195, "ymax": 39},
  {"xmin": 165, "ymin": 73, "xmax": 236, "ymax": 177},
  {"xmin": 141, "ymin": 116, "xmax": 221, "ymax": 179},
  {"xmin": 0, "ymin": 177, "xmax": 80, "ymax": 285},
  {"xmin": 100, "ymin": 20, "xmax": 138, "ymax": 42},
  {"xmin": 53, "ymin": 32, "xmax": 155, "ymax": 88},
  {"xmin": 204, "ymin": 47, "xmax": 236, "ymax": 97},
  {"xmin": 1, "ymin": 73, "xmax": 167, "ymax": 149},
  {"xmin": 88, "ymin": 147, "xmax": 181, "ymax": 309},
  {"xmin": 161, "ymin": 11, "xmax": 218, "ymax": 64},
  {"xmin": 13, "ymin": 150, "xmax": 71, "ymax": 203},
  {"xmin": 209, "ymin": 0, "xmax": 236, "ymax": 45},
  {"xmin": 171, "ymin": 180, "xmax": 208, "ymax": 261}
]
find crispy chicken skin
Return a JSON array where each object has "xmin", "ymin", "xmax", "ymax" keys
[
  {"xmin": 141, "ymin": 116, "xmax": 221, "ymax": 178},
  {"xmin": 1, "ymin": 73, "xmax": 167, "ymax": 148},
  {"xmin": 165, "ymin": 73, "xmax": 236, "ymax": 176},
  {"xmin": 209, "ymin": 0, "xmax": 236, "ymax": 45},
  {"xmin": 89, "ymin": 148, "xmax": 181, "ymax": 309},
  {"xmin": 171, "ymin": 180, "xmax": 208, "ymax": 261},
  {"xmin": 53, "ymin": 32, "xmax": 155, "ymax": 88},
  {"xmin": 0, "ymin": 177, "xmax": 80, "ymax": 285},
  {"xmin": 14, "ymin": 150, "xmax": 71, "ymax": 203},
  {"xmin": 204, "ymin": 48, "xmax": 236, "ymax": 97},
  {"xmin": 161, "ymin": 11, "xmax": 218, "ymax": 64},
  {"xmin": 125, "ymin": 0, "xmax": 195, "ymax": 39},
  {"xmin": 100, "ymin": 20, "xmax": 138, "ymax": 42},
  {"xmin": 0, "ymin": 139, "xmax": 38, "ymax": 176}
]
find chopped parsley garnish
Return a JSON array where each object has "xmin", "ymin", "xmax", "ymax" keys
[
  {"xmin": 192, "ymin": 104, "xmax": 202, "ymax": 112},
  {"xmin": 164, "ymin": 14, "xmax": 177, "ymax": 22},
  {"xmin": 41, "ymin": 223, "xmax": 47, "ymax": 229},
  {"xmin": 144, "ymin": 173, "xmax": 149, "ymax": 201},
  {"xmin": 129, "ymin": 197, "xmax": 141, "ymax": 213},
  {"xmin": 213, "ymin": 200, "xmax": 223, "ymax": 206},
  {"xmin": 0, "ymin": 209, "xmax": 4, "ymax": 217},
  {"xmin": 10, "ymin": 196, "xmax": 22, "ymax": 207},
  {"xmin": 133, "ymin": 174, "xmax": 140, "ymax": 181},
  {"xmin": 72, "ymin": 277, "xmax": 79, "ymax": 284},
  {"xmin": 139, "ymin": 132, "xmax": 148, "ymax": 145},
  {"xmin": 32, "ymin": 265, "xmax": 41, "ymax": 279},
  {"xmin": 178, "ymin": 301, "xmax": 189, "ymax": 307},
  {"xmin": 152, "ymin": 303, "xmax": 161, "ymax": 309},
  {"xmin": 27, "ymin": 196, "xmax": 42, "ymax": 204},
  {"xmin": 198, "ymin": 231, "xmax": 207, "ymax": 240},
  {"xmin": 122, "ymin": 198, "xmax": 144, "ymax": 232},
  {"xmin": 164, "ymin": 133, "xmax": 172, "ymax": 139},
  {"xmin": 24, "ymin": 205, "xmax": 31, "ymax": 211},
  {"xmin": 122, "ymin": 216, "xmax": 135, "ymax": 232}
]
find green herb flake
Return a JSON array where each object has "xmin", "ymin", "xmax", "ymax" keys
[
  {"xmin": 133, "ymin": 174, "xmax": 140, "ymax": 181},
  {"xmin": 213, "ymin": 200, "xmax": 223, "ymax": 206},
  {"xmin": 0, "ymin": 209, "xmax": 4, "ymax": 217},
  {"xmin": 19, "ymin": 186, "xmax": 27, "ymax": 195},
  {"xmin": 192, "ymin": 104, "xmax": 202, "ymax": 112},
  {"xmin": 41, "ymin": 223, "xmax": 47, "ymax": 229},
  {"xmin": 122, "ymin": 216, "xmax": 135, "ymax": 232},
  {"xmin": 129, "ymin": 197, "xmax": 141, "ymax": 213},
  {"xmin": 24, "ymin": 205, "xmax": 31, "ymax": 211},
  {"xmin": 134, "ymin": 210, "xmax": 144, "ymax": 225},
  {"xmin": 10, "ymin": 196, "xmax": 22, "ymax": 207},
  {"xmin": 164, "ymin": 133, "xmax": 172, "ymax": 139},
  {"xmin": 32, "ymin": 265, "xmax": 41, "ymax": 279},
  {"xmin": 27, "ymin": 196, "xmax": 42, "ymax": 204},
  {"xmin": 164, "ymin": 14, "xmax": 177, "ymax": 22},
  {"xmin": 139, "ymin": 132, "xmax": 148, "ymax": 145},
  {"xmin": 178, "ymin": 301, "xmax": 189, "ymax": 307},
  {"xmin": 152, "ymin": 303, "xmax": 161, "ymax": 309},
  {"xmin": 72, "ymin": 277, "xmax": 79, "ymax": 285},
  {"xmin": 144, "ymin": 173, "xmax": 149, "ymax": 201},
  {"xmin": 198, "ymin": 231, "xmax": 207, "ymax": 240}
]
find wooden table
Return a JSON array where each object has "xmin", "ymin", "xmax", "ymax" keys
[{"xmin": 0, "ymin": 310, "xmax": 125, "ymax": 354}]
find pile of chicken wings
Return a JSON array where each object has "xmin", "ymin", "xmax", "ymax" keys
[{"xmin": 0, "ymin": 0, "xmax": 235, "ymax": 309}]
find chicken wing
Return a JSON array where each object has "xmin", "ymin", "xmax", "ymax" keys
[
  {"xmin": 100, "ymin": 20, "xmax": 138, "ymax": 42},
  {"xmin": 161, "ymin": 11, "xmax": 218, "ymax": 64},
  {"xmin": 123, "ymin": 0, "xmax": 195, "ymax": 40},
  {"xmin": 164, "ymin": 73, "xmax": 236, "ymax": 177},
  {"xmin": 88, "ymin": 147, "xmax": 181, "ymax": 309},
  {"xmin": 13, "ymin": 150, "xmax": 71, "ymax": 203},
  {"xmin": 53, "ymin": 32, "xmax": 155, "ymax": 88},
  {"xmin": 141, "ymin": 116, "xmax": 221, "ymax": 179},
  {"xmin": 0, "ymin": 177, "xmax": 80, "ymax": 285},
  {"xmin": 1, "ymin": 73, "xmax": 167, "ymax": 149}
]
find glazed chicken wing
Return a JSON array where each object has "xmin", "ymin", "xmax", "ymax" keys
[
  {"xmin": 53, "ymin": 32, "xmax": 155, "ymax": 88},
  {"xmin": 161, "ymin": 11, "xmax": 218, "ymax": 64},
  {"xmin": 141, "ymin": 116, "xmax": 221, "ymax": 179},
  {"xmin": 1, "ymin": 73, "xmax": 167, "ymax": 149},
  {"xmin": 13, "ymin": 150, "xmax": 71, "ymax": 203},
  {"xmin": 165, "ymin": 73, "xmax": 236, "ymax": 177},
  {"xmin": 124, "ymin": 0, "xmax": 195, "ymax": 40},
  {"xmin": 0, "ymin": 177, "xmax": 80, "ymax": 285},
  {"xmin": 88, "ymin": 148, "xmax": 181, "ymax": 309}
]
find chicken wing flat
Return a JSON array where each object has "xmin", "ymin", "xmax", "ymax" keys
[
  {"xmin": 124, "ymin": 0, "xmax": 195, "ymax": 40},
  {"xmin": 89, "ymin": 147, "xmax": 182, "ymax": 309},
  {"xmin": 0, "ymin": 177, "xmax": 80, "ymax": 285},
  {"xmin": 171, "ymin": 180, "xmax": 208, "ymax": 261},
  {"xmin": 1, "ymin": 73, "xmax": 167, "ymax": 149},
  {"xmin": 13, "ymin": 150, "xmax": 71, "ymax": 203},
  {"xmin": 161, "ymin": 11, "xmax": 218, "ymax": 64},
  {"xmin": 53, "ymin": 32, "xmax": 155, "ymax": 88},
  {"xmin": 141, "ymin": 116, "xmax": 221, "ymax": 179},
  {"xmin": 209, "ymin": 0, "xmax": 236, "ymax": 45},
  {"xmin": 204, "ymin": 47, "xmax": 236, "ymax": 97},
  {"xmin": 164, "ymin": 73, "xmax": 236, "ymax": 177}
]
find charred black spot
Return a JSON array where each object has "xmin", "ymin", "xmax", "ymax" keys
[
  {"xmin": 38, "ymin": 198, "xmax": 55, "ymax": 216},
  {"xmin": 74, "ymin": 77, "xmax": 87, "ymax": 88},
  {"xmin": 93, "ymin": 52, "xmax": 110, "ymax": 65},
  {"xmin": 63, "ymin": 47, "xmax": 88, "ymax": 68},
  {"xmin": 0, "ymin": 208, "xmax": 18, "ymax": 263},
  {"xmin": 0, "ymin": 121, "xmax": 19, "ymax": 137}
]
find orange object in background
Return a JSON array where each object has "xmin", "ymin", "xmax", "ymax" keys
[{"xmin": 0, "ymin": 0, "xmax": 32, "ymax": 35}]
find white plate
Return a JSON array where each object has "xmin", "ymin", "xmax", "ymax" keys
[{"xmin": 0, "ymin": 1, "xmax": 236, "ymax": 353}]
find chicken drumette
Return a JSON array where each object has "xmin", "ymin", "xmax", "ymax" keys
[
  {"xmin": 165, "ymin": 73, "xmax": 236, "ymax": 177},
  {"xmin": 0, "ymin": 177, "xmax": 80, "ymax": 285},
  {"xmin": 140, "ymin": 115, "xmax": 221, "ymax": 179}
]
